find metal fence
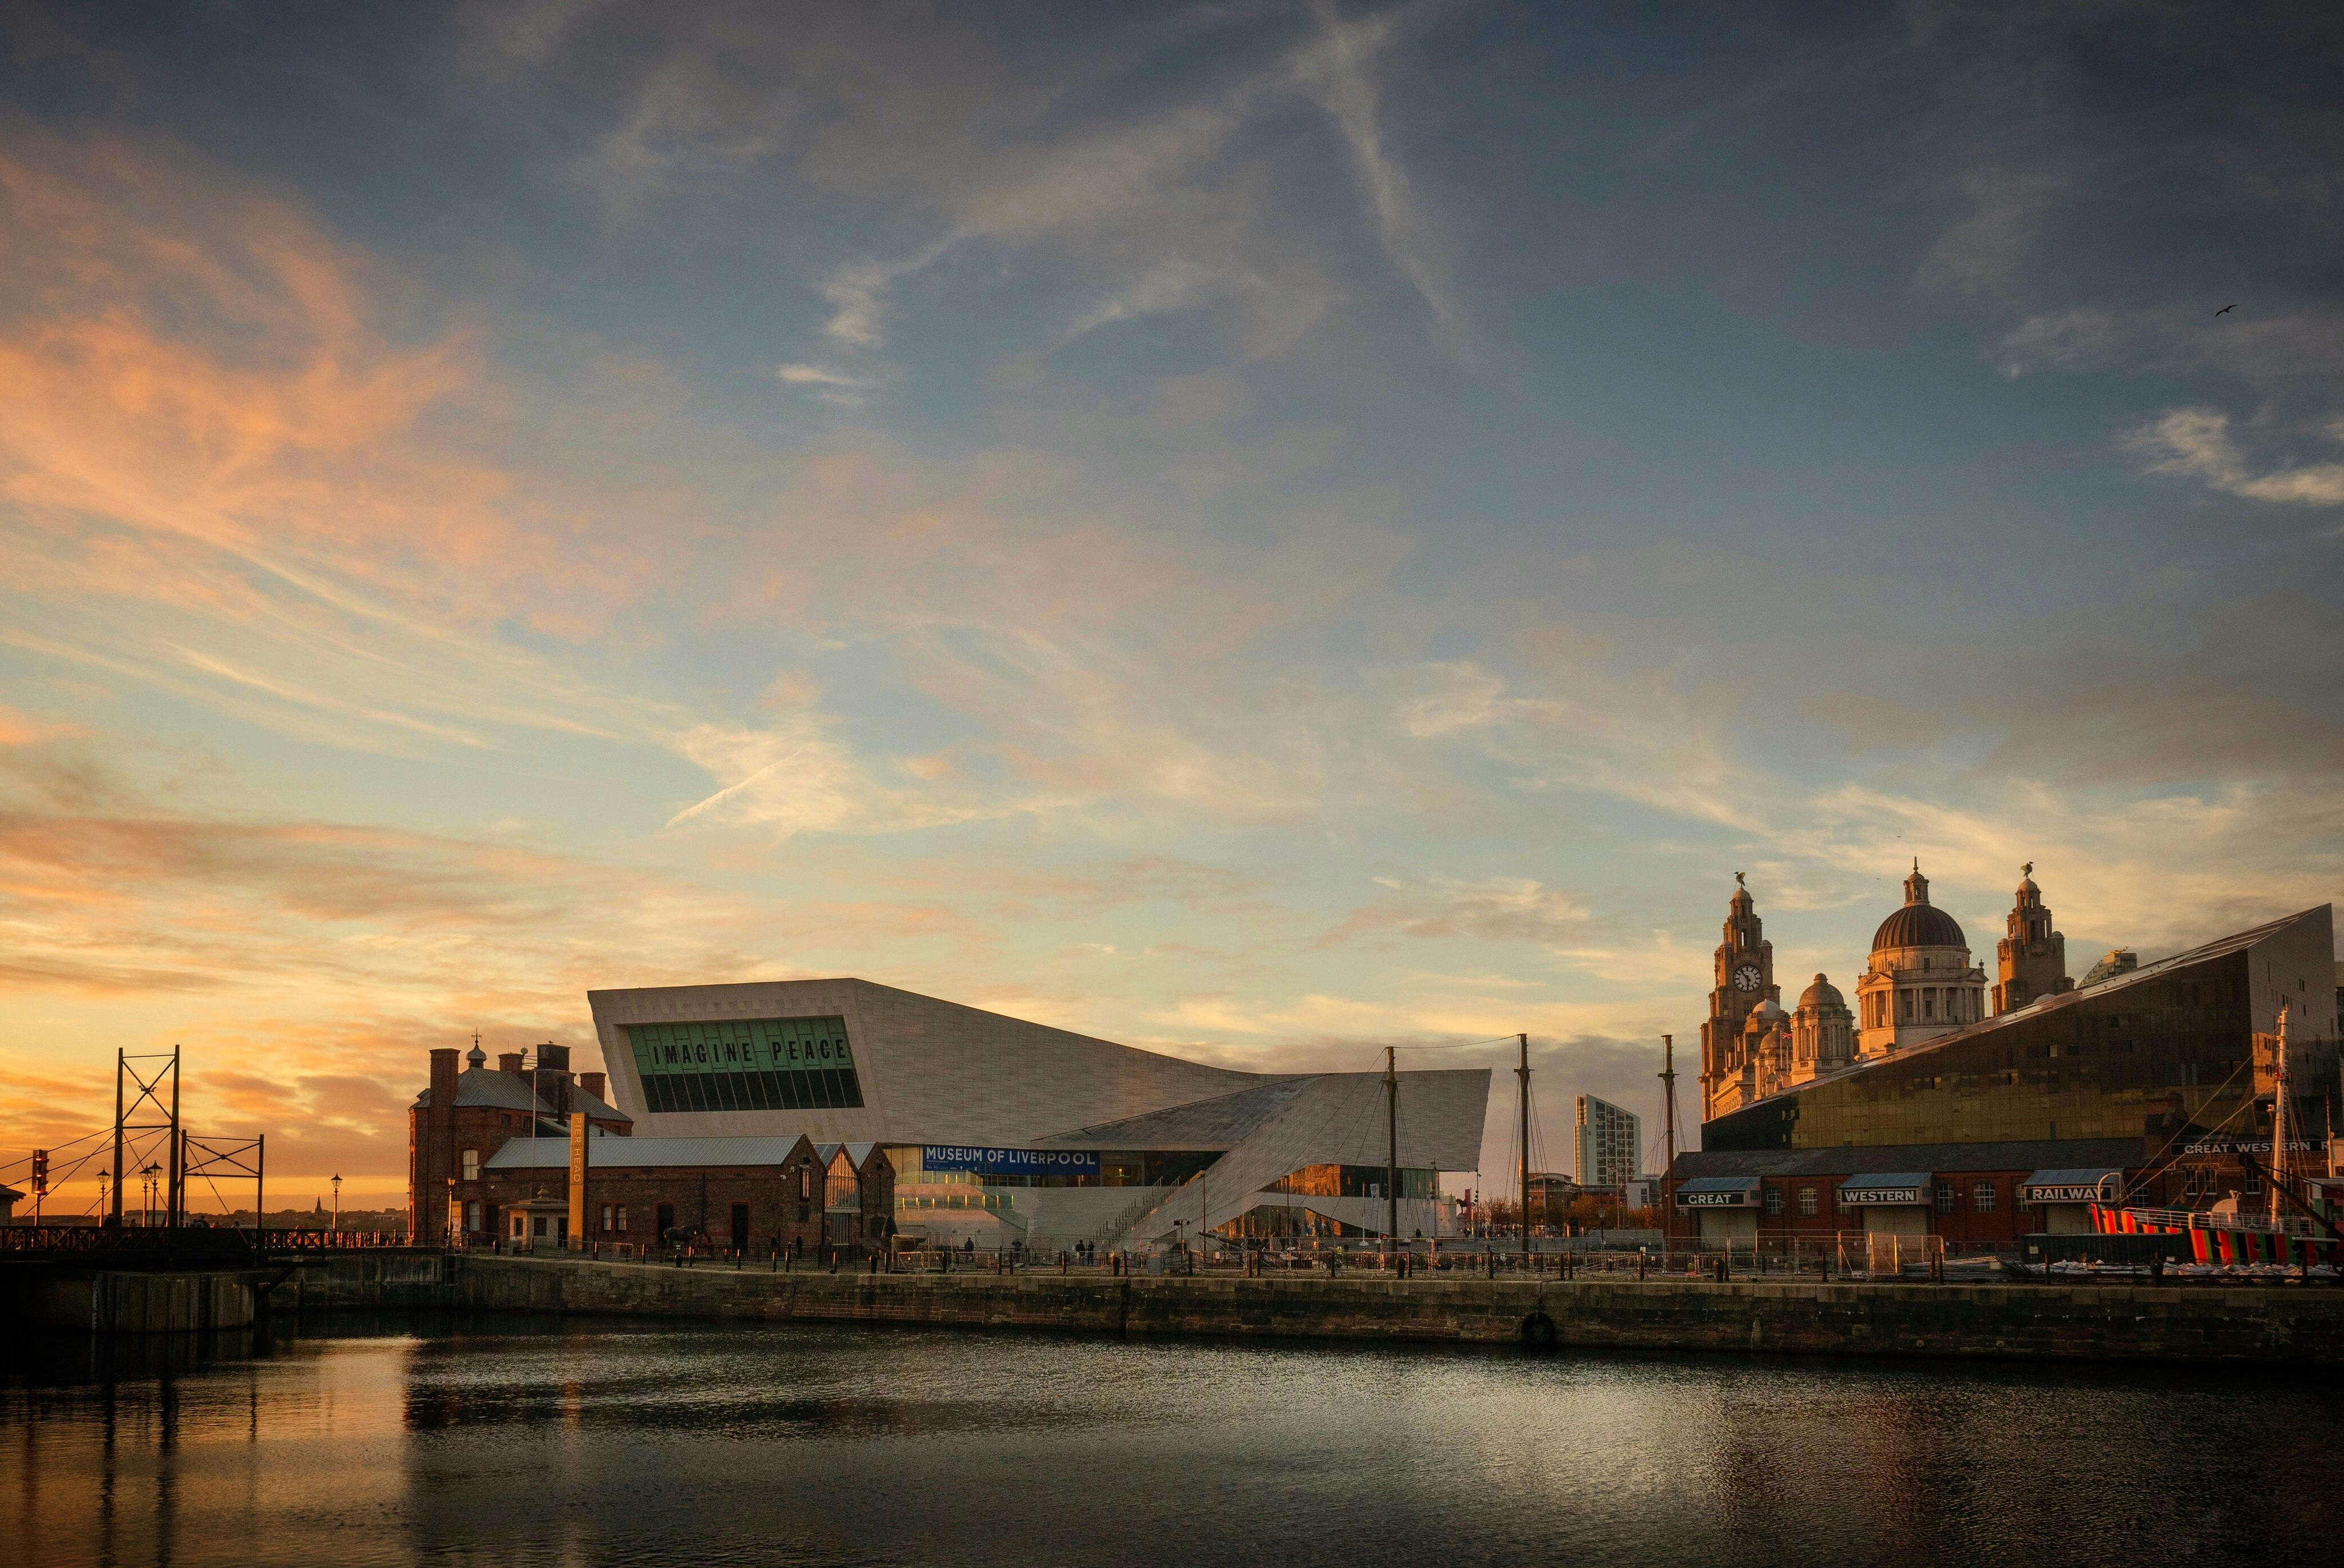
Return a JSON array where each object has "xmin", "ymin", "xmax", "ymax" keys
[{"xmin": 0, "ymin": 1225, "xmax": 414, "ymax": 1258}]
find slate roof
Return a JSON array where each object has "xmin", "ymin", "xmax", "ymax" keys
[
  {"xmin": 486, "ymin": 1134, "xmax": 815, "ymax": 1170},
  {"xmin": 414, "ymin": 1066, "xmax": 631, "ymax": 1124}
]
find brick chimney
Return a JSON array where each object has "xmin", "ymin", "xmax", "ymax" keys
[
  {"xmin": 498, "ymin": 1052, "xmax": 525, "ymax": 1076},
  {"xmin": 580, "ymin": 1072, "xmax": 605, "ymax": 1103},
  {"xmin": 418, "ymin": 1047, "xmax": 460, "ymax": 1245}
]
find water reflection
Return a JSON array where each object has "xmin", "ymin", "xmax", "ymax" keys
[{"xmin": 5, "ymin": 1318, "xmax": 2339, "ymax": 1568}]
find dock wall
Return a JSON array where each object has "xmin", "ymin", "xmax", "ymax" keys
[
  {"xmin": 290, "ymin": 1254, "xmax": 2344, "ymax": 1364},
  {"xmin": 6, "ymin": 1266, "xmax": 260, "ymax": 1335}
]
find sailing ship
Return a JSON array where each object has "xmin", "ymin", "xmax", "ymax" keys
[{"xmin": 2086, "ymin": 1002, "xmax": 2344, "ymax": 1274}]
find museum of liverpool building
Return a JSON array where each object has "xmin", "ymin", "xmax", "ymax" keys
[
  {"xmin": 409, "ymin": 979, "xmax": 1488, "ymax": 1255},
  {"xmin": 1667, "ymin": 866, "xmax": 2338, "ymax": 1252}
]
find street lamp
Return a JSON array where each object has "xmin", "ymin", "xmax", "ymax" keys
[
  {"xmin": 140, "ymin": 1162, "xmax": 161, "ymax": 1228},
  {"xmin": 97, "ymin": 1168, "xmax": 110, "ymax": 1222},
  {"xmin": 331, "ymin": 1173, "xmax": 342, "ymax": 1234}
]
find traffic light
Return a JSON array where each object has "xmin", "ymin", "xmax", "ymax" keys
[{"xmin": 30, "ymin": 1149, "xmax": 47, "ymax": 1195}]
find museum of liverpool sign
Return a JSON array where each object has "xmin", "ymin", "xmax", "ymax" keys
[{"xmin": 921, "ymin": 1147, "xmax": 1102, "ymax": 1177}]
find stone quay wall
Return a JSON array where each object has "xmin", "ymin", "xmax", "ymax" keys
[
  {"xmin": 7, "ymin": 1265, "xmax": 262, "ymax": 1335},
  {"xmin": 278, "ymin": 1253, "xmax": 2344, "ymax": 1364}
]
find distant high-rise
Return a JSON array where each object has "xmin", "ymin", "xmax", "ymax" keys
[{"xmin": 1574, "ymin": 1095, "xmax": 1642, "ymax": 1189}]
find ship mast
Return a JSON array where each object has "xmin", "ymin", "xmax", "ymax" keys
[{"xmin": 2268, "ymin": 1001, "xmax": 2291, "ymax": 1223}]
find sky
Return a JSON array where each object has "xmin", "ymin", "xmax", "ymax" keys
[{"xmin": 2, "ymin": 1, "xmax": 2341, "ymax": 1211}]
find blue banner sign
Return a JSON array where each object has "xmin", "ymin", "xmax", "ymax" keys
[{"xmin": 924, "ymin": 1146, "xmax": 1100, "ymax": 1177}]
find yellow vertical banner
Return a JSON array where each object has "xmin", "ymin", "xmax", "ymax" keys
[{"xmin": 568, "ymin": 1112, "xmax": 588, "ymax": 1250}]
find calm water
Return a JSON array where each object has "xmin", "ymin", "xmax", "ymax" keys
[{"xmin": 4, "ymin": 1317, "xmax": 2339, "ymax": 1567}]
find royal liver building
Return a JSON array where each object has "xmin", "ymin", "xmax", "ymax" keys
[{"xmin": 1700, "ymin": 864, "xmax": 2062, "ymax": 1121}]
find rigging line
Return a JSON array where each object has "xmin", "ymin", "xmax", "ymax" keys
[
  {"xmin": 2121, "ymin": 1051, "xmax": 2261, "ymax": 1200},
  {"xmin": 1389, "ymin": 1035, "xmax": 1523, "ymax": 1054}
]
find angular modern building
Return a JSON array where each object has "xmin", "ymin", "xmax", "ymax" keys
[{"xmin": 585, "ymin": 979, "xmax": 1491, "ymax": 1251}]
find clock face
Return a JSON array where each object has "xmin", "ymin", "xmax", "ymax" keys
[{"xmin": 1732, "ymin": 964, "xmax": 1762, "ymax": 993}]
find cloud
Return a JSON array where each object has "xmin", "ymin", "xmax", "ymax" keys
[
  {"xmin": 1332, "ymin": 874, "xmax": 1591, "ymax": 951},
  {"xmin": 1396, "ymin": 660, "xmax": 1554, "ymax": 738},
  {"xmin": 1396, "ymin": 655, "xmax": 1759, "ymax": 832},
  {"xmin": 1914, "ymin": 165, "xmax": 2065, "ymax": 298},
  {"xmin": 1295, "ymin": 0, "xmax": 1470, "ymax": 347},
  {"xmin": 815, "ymin": 236, "xmax": 959, "ymax": 351},
  {"xmin": 1995, "ymin": 308, "xmax": 2120, "ymax": 376},
  {"xmin": 777, "ymin": 361, "xmax": 881, "ymax": 407},
  {"xmin": 663, "ymin": 714, "xmax": 1009, "ymax": 837},
  {"xmin": 0, "ymin": 705, "xmax": 85, "ymax": 746},
  {"xmin": 1064, "ymin": 260, "xmax": 1230, "ymax": 339},
  {"xmin": 2123, "ymin": 407, "xmax": 2344, "ymax": 506},
  {"xmin": 777, "ymin": 362, "xmax": 872, "ymax": 388}
]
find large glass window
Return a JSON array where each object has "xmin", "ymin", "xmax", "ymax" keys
[
  {"xmin": 627, "ymin": 1015, "xmax": 865, "ymax": 1113},
  {"xmin": 1265, "ymin": 1163, "xmax": 1436, "ymax": 1199}
]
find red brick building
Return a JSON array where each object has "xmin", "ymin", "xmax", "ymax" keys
[
  {"xmin": 480, "ymin": 1134, "xmax": 894, "ymax": 1256},
  {"xmin": 1667, "ymin": 1138, "xmax": 2144, "ymax": 1251},
  {"xmin": 409, "ymin": 1039, "xmax": 893, "ymax": 1255},
  {"xmin": 409, "ymin": 1040, "xmax": 632, "ymax": 1245}
]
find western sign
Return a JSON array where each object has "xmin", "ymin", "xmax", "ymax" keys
[{"xmin": 1839, "ymin": 1186, "xmax": 1921, "ymax": 1205}]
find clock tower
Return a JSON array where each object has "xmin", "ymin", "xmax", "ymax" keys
[{"xmin": 1701, "ymin": 873, "xmax": 1779, "ymax": 1120}]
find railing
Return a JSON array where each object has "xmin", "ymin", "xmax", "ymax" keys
[
  {"xmin": 0, "ymin": 1225, "xmax": 414, "ymax": 1258},
  {"xmin": 252, "ymin": 1229, "xmax": 414, "ymax": 1250},
  {"xmin": 2116, "ymin": 1206, "xmax": 2327, "ymax": 1240}
]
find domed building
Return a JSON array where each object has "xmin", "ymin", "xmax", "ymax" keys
[
  {"xmin": 1791, "ymin": 973, "xmax": 1856, "ymax": 1075},
  {"xmin": 1734, "ymin": 996, "xmax": 1793, "ymax": 1106},
  {"xmin": 1854, "ymin": 861, "xmax": 1986, "ymax": 1057}
]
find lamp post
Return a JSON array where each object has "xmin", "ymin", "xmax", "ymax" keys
[
  {"xmin": 331, "ymin": 1173, "xmax": 342, "ymax": 1234},
  {"xmin": 141, "ymin": 1162, "xmax": 161, "ymax": 1228},
  {"xmin": 97, "ymin": 1168, "xmax": 109, "ymax": 1221}
]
